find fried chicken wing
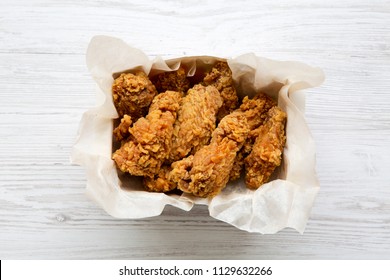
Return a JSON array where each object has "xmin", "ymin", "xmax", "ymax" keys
[
  {"xmin": 170, "ymin": 112, "xmax": 249, "ymax": 197},
  {"xmin": 203, "ymin": 61, "xmax": 239, "ymax": 121},
  {"xmin": 152, "ymin": 67, "xmax": 190, "ymax": 93},
  {"xmin": 113, "ymin": 114, "xmax": 132, "ymax": 142},
  {"xmin": 112, "ymin": 91, "xmax": 182, "ymax": 177},
  {"xmin": 112, "ymin": 71, "xmax": 158, "ymax": 120},
  {"xmin": 238, "ymin": 92, "xmax": 276, "ymax": 130},
  {"xmin": 168, "ymin": 84, "xmax": 223, "ymax": 162},
  {"xmin": 245, "ymin": 106, "xmax": 287, "ymax": 189},
  {"xmin": 229, "ymin": 92, "xmax": 276, "ymax": 181}
]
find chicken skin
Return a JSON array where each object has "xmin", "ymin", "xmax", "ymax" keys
[
  {"xmin": 203, "ymin": 61, "xmax": 239, "ymax": 121},
  {"xmin": 168, "ymin": 84, "xmax": 223, "ymax": 162},
  {"xmin": 112, "ymin": 71, "xmax": 158, "ymax": 120},
  {"xmin": 170, "ymin": 111, "xmax": 249, "ymax": 198},
  {"xmin": 245, "ymin": 106, "xmax": 287, "ymax": 189},
  {"xmin": 152, "ymin": 67, "xmax": 190, "ymax": 93},
  {"xmin": 113, "ymin": 114, "xmax": 132, "ymax": 142},
  {"xmin": 112, "ymin": 91, "xmax": 182, "ymax": 177},
  {"xmin": 229, "ymin": 92, "xmax": 276, "ymax": 181},
  {"xmin": 237, "ymin": 92, "xmax": 276, "ymax": 131},
  {"xmin": 143, "ymin": 165, "xmax": 176, "ymax": 193},
  {"xmin": 111, "ymin": 63, "xmax": 287, "ymax": 197}
]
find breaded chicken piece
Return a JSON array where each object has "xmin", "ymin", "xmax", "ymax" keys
[
  {"xmin": 203, "ymin": 61, "xmax": 239, "ymax": 121},
  {"xmin": 151, "ymin": 67, "xmax": 190, "ymax": 93},
  {"xmin": 168, "ymin": 84, "xmax": 223, "ymax": 162},
  {"xmin": 170, "ymin": 112, "xmax": 249, "ymax": 198},
  {"xmin": 143, "ymin": 165, "xmax": 176, "ymax": 192},
  {"xmin": 238, "ymin": 92, "xmax": 276, "ymax": 130},
  {"xmin": 229, "ymin": 92, "xmax": 276, "ymax": 181},
  {"xmin": 245, "ymin": 106, "xmax": 287, "ymax": 189},
  {"xmin": 112, "ymin": 71, "xmax": 158, "ymax": 120},
  {"xmin": 113, "ymin": 114, "xmax": 132, "ymax": 142},
  {"xmin": 112, "ymin": 91, "xmax": 182, "ymax": 177}
]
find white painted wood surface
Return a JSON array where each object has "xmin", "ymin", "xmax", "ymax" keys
[{"xmin": 1, "ymin": 0, "xmax": 389, "ymax": 259}]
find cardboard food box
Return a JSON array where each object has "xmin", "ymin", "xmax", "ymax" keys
[{"xmin": 71, "ymin": 36, "xmax": 325, "ymax": 234}]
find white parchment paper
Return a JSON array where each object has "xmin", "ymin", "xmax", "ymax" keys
[{"xmin": 71, "ymin": 35, "xmax": 325, "ymax": 234}]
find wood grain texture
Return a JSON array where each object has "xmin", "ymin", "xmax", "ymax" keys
[{"xmin": 1, "ymin": 0, "xmax": 390, "ymax": 259}]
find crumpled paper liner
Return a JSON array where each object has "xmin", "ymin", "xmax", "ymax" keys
[{"xmin": 71, "ymin": 35, "xmax": 325, "ymax": 234}]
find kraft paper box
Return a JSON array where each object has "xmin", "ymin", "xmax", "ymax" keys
[{"xmin": 71, "ymin": 35, "xmax": 325, "ymax": 234}]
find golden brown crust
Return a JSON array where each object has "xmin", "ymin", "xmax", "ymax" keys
[
  {"xmin": 113, "ymin": 114, "xmax": 132, "ymax": 142},
  {"xmin": 152, "ymin": 67, "xmax": 190, "ymax": 93},
  {"xmin": 112, "ymin": 91, "xmax": 182, "ymax": 177},
  {"xmin": 244, "ymin": 106, "xmax": 287, "ymax": 189},
  {"xmin": 168, "ymin": 84, "xmax": 223, "ymax": 162},
  {"xmin": 112, "ymin": 71, "xmax": 158, "ymax": 120},
  {"xmin": 203, "ymin": 61, "xmax": 239, "ymax": 121},
  {"xmin": 111, "ymin": 65, "xmax": 287, "ymax": 196},
  {"xmin": 170, "ymin": 112, "xmax": 249, "ymax": 198},
  {"xmin": 229, "ymin": 151, "xmax": 245, "ymax": 181},
  {"xmin": 238, "ymin": 92, "xmax": 276, "ymax": 130},
  {"xmin": 143, "ymin": 165, "xmax": 177, "ymax": 192},
  {"xmin": 229, "ymin": 92, "xmax": 277, "ymax": 180}
]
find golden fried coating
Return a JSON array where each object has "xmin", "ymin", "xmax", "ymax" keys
[
  {"xmin": 113, "ymin": 114, "xmax": 132, "ymax": 142},
  {"xmin": 229, "ymin": 151, "xmax": 245, "ymax": 181},
  {"xmin": 111, "ymin": 63, "xmax": 287, "ymax": 197},
  {"xmin": 229, "ymin": 92, "xmax": 277, "ymax": 181},
  {"xmin": 152, "ymin": 67, "xmax": 190, "ymax": 93},
  {"xmin": 245, "ymin": 106, "xmax": 287, "ymax": 189},
  {"xmin": 112, "ymin": 71, "xmax": 158, "ymax": 120},
  {"xmin": 168, "ymin": 84, "xmax": 223, "ymax": 162},
  {"xmin": 143, "ymin": 165, "xmax": 176, "ymax": 192},
  {"xmin": 112, "ymin": 91, "xmax": 182, "ymax": 177},
  {"xmin": 170, "ymin": 112, "xmax": 249, "ymax": 198},
  {"xmin": 238, "ymin": 92, "xmax": 276, "ymax": 130},
  {"xmin": 203, "ymin": 61, "xmax": 239, "ymax": 121}
]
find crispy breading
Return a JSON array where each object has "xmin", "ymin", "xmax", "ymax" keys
[
  {"xmin": 112, "ymin": 71, "xmax": 158, "ymax": 120},
  {"xmin": 229, "ymin": 151, "xmax": 245, "ymax": 181},
  {"xmin": 143, "ymin": 165, "xmax": 176, "ymax": 192},
  {"xmin": 229, "ymin": 92, "xmax": 276, "ymax": 181},
  {"xmin": 238, "ymin": 92, "xmax": 276, "ymax": 130},
  {"xmin": 170, "ymin": 112, "xmax": 249, "ymax": 198},
  {"xmin": 112, "ymin": 91, "xmax": 182, "ymax": 177},
  {"xmin": 113, "ymin": 114, "xmax": 132, "ymax": 142},
  {"xmin": 168, "ymin": 84, "xmax": 223, "ymax": 162},
  {"xmin": 244, "ymin": 106, "xmax": 287, "ymax": 189},
  {"xmin": 152, "ymin": 67, "xmax": 190, "ymax": 93},
  {"xmin": 203, "ymin": 61, "xmax": 239, "ymax": 121}
]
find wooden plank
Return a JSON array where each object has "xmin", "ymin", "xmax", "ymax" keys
[{"xmin": 0, "ymin": 0, "xmax": 389, "ymax": 259}]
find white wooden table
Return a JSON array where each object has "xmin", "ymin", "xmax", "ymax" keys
[{"xmin": 1, "ymin": 0, "xmax": 389, "ymax": 259}]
